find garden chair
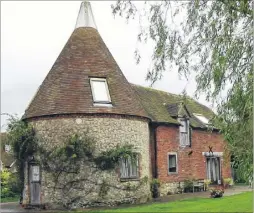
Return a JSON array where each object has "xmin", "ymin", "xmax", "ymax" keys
[{"xmin": 192, "ymin": 180, "xmax": 205, "ymax": 192}]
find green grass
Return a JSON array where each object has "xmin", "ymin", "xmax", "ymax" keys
[
  {"xmin": 79, "ymin": 192, "xmax": 253, "ymax": 213},
  {"xmin": 0, "ymin": 195, "xmax": 20, "ymax": 203}
]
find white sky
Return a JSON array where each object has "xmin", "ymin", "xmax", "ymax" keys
[{"xmin": 1, "ymin": 1, "xmax": 211, "ymax": 131}]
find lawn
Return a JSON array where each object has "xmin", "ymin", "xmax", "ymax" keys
[
  {"xmin": 81, "ymin": 192, "xmax": 253, "ymax": 213},
  {"xmin": 0, "ymin": 195, "xmax": 20, "ymax": 203}
]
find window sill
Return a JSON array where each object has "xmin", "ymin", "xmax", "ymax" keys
[
  {"xmin": 120, "ymin": 178, "xmax": 140, "ymax": 182},
  {"xmin": 93, "ymin": 103, "xmax": 113, "ymax": 107},
  {"xmin": 168, "ymin": 172, "xmax": 178, "ymax": 175},
  {"xmin": 179, "ymin": 145, "xmax": 191, "ymax": 148}
]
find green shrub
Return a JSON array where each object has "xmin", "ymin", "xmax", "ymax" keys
[
  {"xmin": 223, "ymin": 178, "xmax": 234, "ymax": 186},
  {"xmin": 0, "ymin": 169, "xmax": 20, "ymax": 198},
  {"xmin": 183, "ymin": 179, "xmax": 193, "ymax": 193}
]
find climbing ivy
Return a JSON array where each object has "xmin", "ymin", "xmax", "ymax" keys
[
  {"xmin": 6, "ymin": 115, "xmax": 38, "ymax": 193},
  {"xmin": 6, "ymin": 116, "xmax": 141, "ymax": 204},
  {"xmin": 94, "ymin": 144, "xmax": 134, "ymax": 170}
]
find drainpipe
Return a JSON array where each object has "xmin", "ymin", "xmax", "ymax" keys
[{"xmin": 152, "ymin": 124, "xmax": 158, "ymax": 179}]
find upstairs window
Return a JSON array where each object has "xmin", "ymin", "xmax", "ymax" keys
[
  {"xmin": 119, "ymin": 154, "xmax": 139, "ymax": 179},
  {"xmin": 90, "ymin": 78, "xmax": 111, "ymax": 104},
  {"xmin": 168, "ymin": 153, "xmax": 177, "ymax": 174},
  {"xmin": 179, "ymin": 118, "xmax": 191, "ymax": 147}
]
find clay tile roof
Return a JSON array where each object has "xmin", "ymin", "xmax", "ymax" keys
[
  {"xmin": 167, "ymin": 103, "xmax": 180, "ymax": 117},
  {"xmin": 23, "ymin": 2, "xmax": 148, "ymax": 120},
  {"xmin": 132, "ymin": 84, "xmax": 216, "ymax": 128}
]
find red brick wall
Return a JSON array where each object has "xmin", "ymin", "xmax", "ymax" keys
[{"xmin": 155, "ymin": 125, "xmax": 231, "ymax": 183}]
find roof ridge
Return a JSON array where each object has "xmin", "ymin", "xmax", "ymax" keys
[
  {"xmin": 131, "ymin": 83, "xmax": 214, "ymax": 115},
  {"xmin": 131, "ymin": 83, "xmax": 193, "ymax": 101}
]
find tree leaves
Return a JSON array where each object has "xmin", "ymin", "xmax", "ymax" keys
[{"xmin": 112, "ymin": 0, "xmax": 253, "ymax": 180}]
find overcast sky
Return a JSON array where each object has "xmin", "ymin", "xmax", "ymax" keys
[{"xmin": 1, "ymin": 1, "xmax": 211, "ymax": 131}]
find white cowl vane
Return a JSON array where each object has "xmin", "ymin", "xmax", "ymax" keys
[{"xmin": 75, "ymin": 1, "xmax": 97, "ymax": 29}]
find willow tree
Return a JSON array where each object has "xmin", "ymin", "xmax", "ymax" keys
[{"xmin": 112, "ymin": 0, "xmax": 253, "ymax": 181}]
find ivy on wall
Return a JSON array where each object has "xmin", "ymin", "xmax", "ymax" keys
[{"xmin": 6, "ymin": 117, "xmax": 148, "ymax": 208}]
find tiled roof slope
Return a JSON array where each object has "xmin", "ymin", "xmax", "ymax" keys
[
  {"xmin": 23, "ymin": 27, "xmax": 148, "ymax": 119},
  {"xmin": 132, "ymin": 84, "xmax": 216, "ymax": 128}
]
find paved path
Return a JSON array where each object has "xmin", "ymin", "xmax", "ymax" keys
[
  {"xmin": 1, "ymin": 186, "xmax": 252, "ymax": 212},
  {"xmin": 156, "ymin": 185, "xmax": 252, "ymax": 203},
  {"xmin": 224, "ymin": 185, "xmax": 252, "ymax": 196},
  {"xmin": 0, "ymin": 202, "xmax": 26, "ymax": 213}
]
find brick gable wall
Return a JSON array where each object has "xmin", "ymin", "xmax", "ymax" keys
[{"xmin": 153, "ymin": 125, "xmax": 231, "ymax": 184}]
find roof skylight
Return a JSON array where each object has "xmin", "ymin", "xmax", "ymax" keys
[{"xmin": 193, "ymin": 113, "xmax": 209, "ymax": 125}]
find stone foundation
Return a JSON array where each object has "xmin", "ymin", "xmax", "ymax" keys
[
  {"xmin": 160, "ymin": 182, "xmax": 185, "ymax": 196},
  {"xmin": 24, "ymin": 115, "xmax": 151, "ymax": 209}
]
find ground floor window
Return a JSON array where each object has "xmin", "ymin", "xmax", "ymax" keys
[
  {"xmin": 206, "ymin": 157, "xmax": 221, "ymax": 184},
  {"xmin": 119, "ymin": 154, "xmax": 139, "ymax": 179},
  {"xmin": 168, "ymin": 153, "xmax": 178, "ymax": 174}
]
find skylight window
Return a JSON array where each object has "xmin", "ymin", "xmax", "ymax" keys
[
  {"xmin": 193, "ymin": 113, "xmax": 209, "ymax": 125},
  {"xmin": 90, "ymin": 78, "xmax": 111, "ymax": 104}
]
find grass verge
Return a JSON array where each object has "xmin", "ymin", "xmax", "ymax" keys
[
  {"xmin": 0, "ymin": 195, "xmax": 20, "ymax": 203},
  {"xmin": 76, "ymin": 191, "xmax": 253, "ymax": 213}
]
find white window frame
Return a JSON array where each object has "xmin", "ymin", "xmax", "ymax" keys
[
  {"xmin": 119, "ymin": 154, "xmax": 139, "ymax": 179},
  {"xmin": 90, "ymin": 78, "xmax": 111, "ymax": 105},
  {"xmin": 178, "ymin": 118, "xmax": 191, "ymax": 147},
  {"xmin": 168, "ymin": 152, "xmax": 178, "ymax": 174}
]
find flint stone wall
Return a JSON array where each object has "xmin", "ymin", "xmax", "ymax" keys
[
  {"xmin": 160, "ymin": 182, "xmax": 184, "ymax": 196},
  {"xmin": 26, "ymin": 115, "xmax": 151, "ymax": 209}
]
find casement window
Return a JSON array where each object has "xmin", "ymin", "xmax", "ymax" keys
[
  {"xmin": 179, "ymin": 118, "xmax": 191, "ymax": 147},
  {"xmin": 119, "ymin": 154, "xmax": 139, "ymax": 179},
  {"xmin": 90, "ymin": 78, "xmax": 111, "ymax": 104},
  {"xmin": 168, "ymin": 153, "xmax": 177, "ymax": 174}
]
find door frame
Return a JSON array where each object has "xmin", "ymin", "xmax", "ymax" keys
[
  {"xmin": 206, "ymin": 156, "xmax": 222, "ymax": 184},
  {"xmin": 28, "ymin": 158, "xmax": 41, "ymax": 205}
]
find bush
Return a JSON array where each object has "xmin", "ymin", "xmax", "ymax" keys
[
  {"xmin": 183, "ymin": 179, "xmax": 193, "ymax": 193},
  {"xmin": 151, "ymin": 179, "xmax": 160, "ymax": 198},
  {"xmin": 223, "ymin": 178, "xmax": 234, "ymax": 187},
  {"xmin": 0, "ymin": 169, "xmax": 20, "ymax": 198},
  {"xmin": 204, "ymin": 179, "xmax": 211, "ymax": 191}
]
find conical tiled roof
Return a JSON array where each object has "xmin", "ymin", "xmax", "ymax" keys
[{"xmin": 23, "ymin": 2, "xmax": 148, "ymax": 119}]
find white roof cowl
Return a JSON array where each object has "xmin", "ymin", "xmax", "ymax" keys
[{"xmin": 75, "ymin": 1, "xmax": 97, "ymax": 29}]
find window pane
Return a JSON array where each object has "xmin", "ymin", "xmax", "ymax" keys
[
  {"xmin": 91, "ymin": 80, "xmax": 110, "ymax": 102},
  {"xmin": 32, "ymin": 166, "xmax": 40, "ymax": 181},
  {"xmin": 168, "ymin": 155, "xmax": 177, "ymax": 173},
  {"xmin": 180, "ymin": 120, "xmax": 187, "ymax": 133},
  {"xmin": 120, "ymin": 155, "xmax": 138, "ymax": 178},
  {"xmin": 130, "ymin": 156, "xmax": 138, "ymax": 177}
]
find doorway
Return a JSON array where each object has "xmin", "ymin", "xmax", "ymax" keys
[
  {"xmin": 29, "ymin": 164, "xmax": 41, "ymax": 205},
  {"xmin": 206, "ymin": 157, "xmax": 221, "ymax": 184}
]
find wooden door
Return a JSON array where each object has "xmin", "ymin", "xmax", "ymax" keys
[{"xmin": 29, "ymin": 165, "xmax": 41, "ymax": 205}]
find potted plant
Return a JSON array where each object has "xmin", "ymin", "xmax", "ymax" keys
[
  {"xmin": 151, "ymin": 179, "xmax": 160, "ymax": 198},
  {"xmin": 204, "ymin": 179, "xmax": 211, "ymax": 191},
  {"xmin": 209, "ymin": 186, "xmax": 224, "ymax": 198},
  {"xmin": 223, "ymin": 178, "xmax": 234, "ymax": 188}
]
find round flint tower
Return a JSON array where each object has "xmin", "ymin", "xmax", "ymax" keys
[{"xmin": 23, "ymin": 1, "xmax": 151, "ymax": 209}]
